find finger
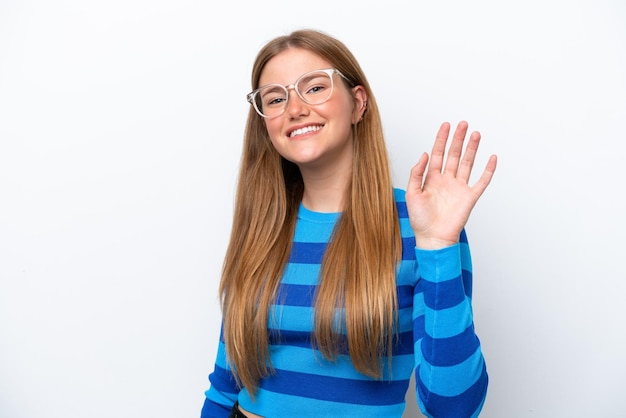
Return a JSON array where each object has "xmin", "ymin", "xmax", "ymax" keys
[
  {"xmin": 443, "ymin": 121, "xmax": 469, "ymax": 177},
  {"xmin": 407, "ymin": 152, "xmax": 429, "ymax": 194},
  {"xmin": 428, "ymin": 122, "xmax": 451, "ymax": 174},
  {"xmin": 457, "ymin": 130, "xmax": 481, "ymax": 182},
  {"xmin": 471, "ymin": 154, "xmax": 498, "ymax": 197}
]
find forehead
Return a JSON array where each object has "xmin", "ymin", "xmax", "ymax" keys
[{"xmin": 259, "ymin": 48, "xmax": 333, "ymax": 86}]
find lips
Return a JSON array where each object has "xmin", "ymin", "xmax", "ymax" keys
[{"xmin": 288, "ymin": 125, "xmax": 323, "ymax": 138}]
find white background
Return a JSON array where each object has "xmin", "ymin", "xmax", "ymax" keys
[{"xmin": 1, "ymin": 0, "xmax": 625, "ymax": 417}]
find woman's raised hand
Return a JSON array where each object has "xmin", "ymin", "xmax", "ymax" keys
[{"xmin": 406, "ymin": 121, "xmax": 497, "ymax": 250}]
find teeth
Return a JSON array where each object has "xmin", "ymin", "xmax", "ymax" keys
[{"xmin": 289, "ymin": 125, "xmax": 321, "ymax": 138}]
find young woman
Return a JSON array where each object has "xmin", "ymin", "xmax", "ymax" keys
[{"xmin": 201, "ymin": 29, "xmax": 497, "ymax": 418}]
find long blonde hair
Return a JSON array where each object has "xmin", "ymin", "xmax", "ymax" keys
[{"xmin": 219, "ymin": 29, "xmax": 401, "ymax": 394}]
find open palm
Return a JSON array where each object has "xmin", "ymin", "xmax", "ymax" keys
[{"xmin": 406, "ymin": 121, "xmax": 497, "ymax": 250}]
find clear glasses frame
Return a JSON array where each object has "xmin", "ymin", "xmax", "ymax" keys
[{"xmin": 246, "ymin": 68, "xmax": 351, "ymax": 119}]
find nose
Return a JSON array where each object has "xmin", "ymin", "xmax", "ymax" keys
[{"xmin": 285, "ymin": 86, "xmax": 308, "ymax": 118}]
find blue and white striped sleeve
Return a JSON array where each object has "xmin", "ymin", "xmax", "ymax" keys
[
  {"xmin": 413, "ymin": 231, "xmax": 488, "ymax": 418},
  {"xmin": 201, "ymin": 327, "xmax": 239, "ymax": 418}
]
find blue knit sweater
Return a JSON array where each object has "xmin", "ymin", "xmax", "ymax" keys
[{"xmin": 201, "ymin": 189, "xmax": 488, "ymax": 417}]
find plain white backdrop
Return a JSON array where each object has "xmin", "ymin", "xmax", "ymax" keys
[{"xmin": 1, "ymin": 0, "xmax": 625, "ymax": 417}]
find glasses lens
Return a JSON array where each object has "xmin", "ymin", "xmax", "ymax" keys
[
  {"xmin": 254, "ymin": 85, "xmax": 288, "ymax": 118},
  {"xmin": 296, "ymin": 71, "xmax": 333, "ymax": 105}
]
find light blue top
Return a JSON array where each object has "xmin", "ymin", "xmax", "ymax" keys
[{"xmin": 202, "ymin": 188, "xmax": 488, "ymax": 417}]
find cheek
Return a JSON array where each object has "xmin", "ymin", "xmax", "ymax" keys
[
  {"xmin": 263, "ymin": 119, "xmax": 284, "ymax": 151},
  {"xmin": 330, "ymin": 94, "xmax": 357, "ymax": 123},
  {"xmin": 264, "ymin": 119, "xmax": 282, "ymax": 140}
]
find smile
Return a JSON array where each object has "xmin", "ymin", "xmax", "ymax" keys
[{"xmin": 289, "ymin": 125, "xmax": 323, "ymax": 138}]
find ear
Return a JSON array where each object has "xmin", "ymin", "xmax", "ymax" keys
[{"xmin": 351, "ymin": 85, "xmax": 368, "ymax": 124}]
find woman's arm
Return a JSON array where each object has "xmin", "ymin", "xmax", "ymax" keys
[
  {"xmin": 412, "ymin": 232, "xmax": 488, "ymax": 417},
  {"xmin": 201, "ymin": 327, "xmax": 240, "ymax": 418}
]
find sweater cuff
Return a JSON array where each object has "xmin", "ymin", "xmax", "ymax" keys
[{"xmin": 414, "ymin": 243, "xmax": 462, "ymax": 284}]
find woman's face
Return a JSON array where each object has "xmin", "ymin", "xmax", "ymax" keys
[{"xmin": 257, "ymin": 48, "xmax": 366, "ymax": 174}]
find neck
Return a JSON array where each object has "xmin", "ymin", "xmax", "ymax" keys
[{"xmin": 299, "ymin": 164, "xmax": 351, "ymax": 213}]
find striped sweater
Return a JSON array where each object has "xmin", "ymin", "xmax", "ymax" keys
[{"xmin": 201, "ymin": 188, "xmax": 488, "ymax": 417}]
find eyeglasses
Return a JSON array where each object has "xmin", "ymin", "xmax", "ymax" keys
[{"xmin": 246, "ymin": 68, "xmax": 351, "ymax": 119}]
